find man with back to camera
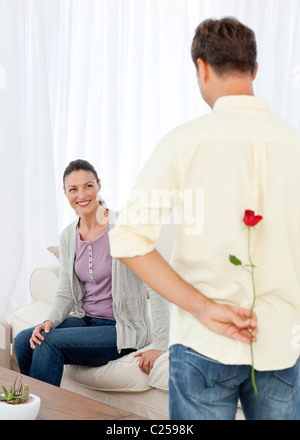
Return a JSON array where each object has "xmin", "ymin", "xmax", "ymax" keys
[{"xmin": 109, "ymin": 17, "xmax": 300, "ymax": 420}]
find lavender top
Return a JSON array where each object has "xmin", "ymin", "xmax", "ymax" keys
[{"xmin": 74, "ymin": 227, "xmax": 115, "ymax": 320}]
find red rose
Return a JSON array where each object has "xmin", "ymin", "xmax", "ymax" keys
[{"xmin": 243, "ymin": 210, "xmax": 263, "ymax": 227}]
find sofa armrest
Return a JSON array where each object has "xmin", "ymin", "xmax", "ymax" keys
[{"xmin": 0, "ymin": 316, "xmax": 11, "ymax": 369}]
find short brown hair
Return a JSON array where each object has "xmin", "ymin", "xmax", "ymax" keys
[{"xmin": 191, "ymin": 17, "xmax": 257, "ymax": 76}]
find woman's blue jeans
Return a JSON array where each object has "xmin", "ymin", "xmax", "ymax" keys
[
  {"xmin": 169, "ymin": 344, "xmax": 300, "ymax": 420},
  {"xmin": 14, "ymin": 316, "xmax": 133, "ymax": 387}
]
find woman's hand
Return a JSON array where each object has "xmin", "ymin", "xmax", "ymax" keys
[
  {"xmin": 134, "ymin": 349, "xmax": 165, "ymax": 374},
  {"xmin": 29, "ymin": 320, "xmax": 53, "ymax": 349}
]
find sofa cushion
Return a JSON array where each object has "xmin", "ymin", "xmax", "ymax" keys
[
  {"xmin": 63, "ymin": 347, "xmax": 153, "ymax": 392},
  {"xmin": 64, "ymin": 346, "xmax": 170, "ymax": 393},
  {"xmin": 148, "ymin": 350, "xmax": 169, "ymax": 391},
  {"xmin": 47, "ymin": 246, "xmax": 60, "ymax": 260},
  {"xmin": 30, "ymin": 266, "xmax": 59, "ymax": 304}
]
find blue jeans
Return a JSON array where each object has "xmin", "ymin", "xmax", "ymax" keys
[
  {"xmin": 14, "ymin": 316, "xmax": 133, "ymax": 387},
  {"xmin": 169, "ymin": 344, "xmax": 300, "ymax": 420}
]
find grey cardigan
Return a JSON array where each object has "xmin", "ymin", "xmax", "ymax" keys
[{"xmin": 47, "ymin": 219, "xmax": 169, "ymax": 351}]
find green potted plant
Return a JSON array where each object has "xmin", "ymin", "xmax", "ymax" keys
[{"xmin": 0, "ymin": 376, "xmax": 40, "ymax": 420}]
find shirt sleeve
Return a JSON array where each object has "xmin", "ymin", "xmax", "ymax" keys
[{"xmin": 109, "ymin": 134, "xmax": 180, "ymax": 258}]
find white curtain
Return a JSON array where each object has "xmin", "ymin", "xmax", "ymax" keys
[
  {"xmin": 1, "ymin": 0, "xmax": 300, "ymax": 320},
  {"xmin": 0, "ymin": 0, "xmax": 59, "ymax": 320}
]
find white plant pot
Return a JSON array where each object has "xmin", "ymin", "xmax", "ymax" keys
[{"xmin": 0, "ymin": 394, "xmax": 41, "ymax": 420}]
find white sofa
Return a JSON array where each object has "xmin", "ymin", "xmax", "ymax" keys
[{"xmin": 0, "ymin": 222, "xmax": 179, "ymax": 420}]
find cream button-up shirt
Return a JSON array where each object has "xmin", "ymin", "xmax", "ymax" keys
[{"xmin": 109, "ymin": 95, "xmax": 300, "ymax": 370}]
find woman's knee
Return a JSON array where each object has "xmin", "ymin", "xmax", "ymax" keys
[{"xmin": 14, "ymin": 327, "xmax": 33, "ymax": 354}]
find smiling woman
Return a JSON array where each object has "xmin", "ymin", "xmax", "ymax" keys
[{"xmin": 13, "ymin": 159, "xmax": 167, "ymax": 387}]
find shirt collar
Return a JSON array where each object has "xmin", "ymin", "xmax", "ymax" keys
[{"xmin": 213, "ymin": 95, "xmax": 271, "ymax": 113}]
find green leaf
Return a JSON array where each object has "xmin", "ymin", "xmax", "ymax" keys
[
  {"xmin": 229, "ymin": 255, "xmax": 242, "ymax": 266},
  {"xmin": 2, "ymin": 386, "xmax": 9, "ymax": 400},
  {"xmin": 1, "ymin": 386, "xmax": 17, "ymax": 402},
  {"xmin": 7, "ymin": 391, "xmax": 17, "ymax": 402}
]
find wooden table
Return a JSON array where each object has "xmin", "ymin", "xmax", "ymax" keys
[{"xmin": 0, "ymin": 366, "xmax": 146, "ymax": 420}]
